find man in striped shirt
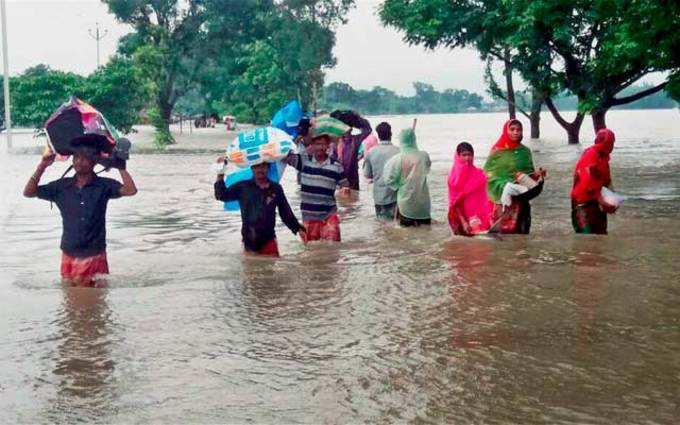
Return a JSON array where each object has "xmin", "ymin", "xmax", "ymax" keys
[{"xmin": 286, "ymin": 132, "xmax": 351, "ymax": 242}]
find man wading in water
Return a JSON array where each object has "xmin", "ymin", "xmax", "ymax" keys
[
  {"xmin": 23, "ymin": 135, "xmax": 138, "ymax": 287},
  {"xmin": 214, "ymin": 159, "xmax": 306, "ymax": 256}
]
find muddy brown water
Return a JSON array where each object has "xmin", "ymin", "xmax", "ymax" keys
[{"xmin": 1, "ymin": 110, "xmax": 679, "ymax": 423}]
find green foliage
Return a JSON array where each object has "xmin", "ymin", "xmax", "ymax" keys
[
  {"xmin": 2, "ymin": 61, "xmax": 150, "ymax": 132},
  {"xmin": 81, "ymin": 56, "xmax": 152, "ymax": 133},
  {"xmin": 9, "ymin": 65, "xmax": 85, "ymax": 128},
  {"xmin": 148, "ymin": 107, "xmax": 173, "ymax": 148},
  {"xmin": 380, "ymin": 0, "xmax": 680, "ymax": 140},
  {"xmin": 195, "ymin": 0, "xmax": 353, "ymax": 124},
  {"xmin": 319, "ymin": 81, "xmax": 484, "ymax": 114},
  {"xmin": 104, "ymin": 0, "xmax": 207, "ymax": 143}
]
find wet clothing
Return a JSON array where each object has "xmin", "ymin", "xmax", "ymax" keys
[
  {"xmin": 384, "ymin": 129, "xmax": 432, "ymax": 221},
  {"xmin": 61, "ymin": 251, "xmax": 109, "ymax": 286},
  {"xmin": 447, "ymin": 151, "xmax": 493, "ymax": 236},
  {"xmin": 302, "ymin": 213, "xmax": 341, "ymax": 242},
  {"xmin": 398, "ymin": 212, "xmax": 431, "ymax": 227},
  {"xmin": 572, "ymin": 200, "xmax": 608, "ymax": 234},
  {"xmin": 571, "ymin": 129, "xmax": 615, "ymax": 204},
  {"xmin": 571, "ymin": 129, "xmax": 616, "ymax": 235},
  {"xmin": 37, "ymin": 176, "xmax": 122, "ymax": 257},
  {"xmin": 490, "ymin": 201, "xmax": 531, "ymax": 234},
  {"xmin": 247, "ymin": 238, "xmax": 280, "ymax": 256},
  {"xmin": 214, "ymin": 179, "xmax": 301, "ymax": 252},
  {"xmin": 363, "ymin": 140, "xmax": 399, "ymax": 208},
  {"xmin": 375, "ymin": 202, "xmax": 397, "ymax": 220},
  {"xmin": 333, "ymin": 117, "xmax": 372, "ymax": 191},
  {"xmin": 287, "ymin": 153, "xmax": 348, "ymax": 222},
  {"xmin": 483, "ymin": 120, "xmax": 539, "ymax": 234}
]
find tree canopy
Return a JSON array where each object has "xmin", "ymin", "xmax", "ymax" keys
[{"xmin": 380, "ymin": 0, "xmax": 680, "ymax": 143}]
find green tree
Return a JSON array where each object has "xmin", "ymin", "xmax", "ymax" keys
[
  {"xmin": 103, "ymin": 0, "xmax": 206, "ymax": 146},
  {"xmin": 507, "ymin": 0, "xmax": 680, "ymax": 142},
  {"xmin": 196, "ymin": 0, "xmax": 352, "ymax": 123},
  {"xmin": 379, "ymin": 0, "xmax": 548, "ymax": 138},
  {"xmin": 9, "ymin": 65, "xmax": 85, "ymax": 128},
  {"xmin": 81, "ymin": 56, "xmax": 152, "ymax": 133}
]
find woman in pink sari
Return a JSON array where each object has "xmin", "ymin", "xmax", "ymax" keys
[{"xmin": 447, "ymin": 142, "xmax": 493, "ymax": 236}]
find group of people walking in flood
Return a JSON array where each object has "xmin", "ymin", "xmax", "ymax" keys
[{"xmin": 24, "ymin": 109, "xmax": 621, "ymax": 286}]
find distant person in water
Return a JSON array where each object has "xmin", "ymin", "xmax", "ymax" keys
[
  {"xmin": 484, "ymin": 120, "xmax": 546, "ymax": 234},
  {"xmin": 213, "ymin": 159, "xmax": 306, "ymax": 256},
  {"xmin": 330, "ymin": 110, "xmax": 372, "ymax": 191},
  {"xmin": 23, "ymin": 135, "xmax": 138, "ymax": 286},
  {"xmin": 571, "ymin": 128, "xmax": 618, "ymax": 234},
  {"xmin": 363, "ymin": 122, "xmax": 400, "ymax": 220},
  {"xmin": 358, "ymin": 133, "xmax": 379, "ymax": 161},
  {"xmin": 447, "ymin": 142, "xmax": 493, "ymax": 236},
  {"xmin": 286, "ymin": 126, "xmax": 351, "ymax": 242},
  {"xmin": 384, "ymin": 128, "xmax": 432, "ymax": 227}
]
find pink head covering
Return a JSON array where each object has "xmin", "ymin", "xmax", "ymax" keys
[
  {"xmin": 447, "ymin": 145, "xmax": 493, "ymax": 233},
  {"xmin": 362, "ymin": 134, "xmax": 379, "ymax": 155}
]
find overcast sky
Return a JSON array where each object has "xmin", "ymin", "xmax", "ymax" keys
[{"xmin": 1, "ymin": 0, "xmax": 493, "ymax": 96}]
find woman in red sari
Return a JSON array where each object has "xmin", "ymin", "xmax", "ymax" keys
[
  {"xmin": 571, "ymin": 128, "xmax": 616, "ymax": 234},
  {"xmin": 448, "ymin": 142, "xmax": 493, "ymax": 236}
]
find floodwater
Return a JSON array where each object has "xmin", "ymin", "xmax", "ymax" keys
[{"xmin": 1, "ymin": 110, "xmax": 679, "ymax": 424}]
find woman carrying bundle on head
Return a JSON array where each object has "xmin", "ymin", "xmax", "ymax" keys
[
  {"xmin": 447, "ymin": 142, "xmax": 493, "ymax": 236},
  {"xmin": 483, "ymin": 119, "xmax": 546, "ymax": 234},
  {"xmin": 571, "ymin": 128, "xmax": 620, "ymax": 234}
]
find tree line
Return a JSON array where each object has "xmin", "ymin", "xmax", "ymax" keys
[
  {"xmin": 2, "ymin": 0, "xmax": 355, "ymax": 147},
  {"xmin": 2, "ymin": 0, "xmax": 678, "ymax": 146},
  {"xmin": 319, "ymin": 81, "xmax": 677, "ymax": 116},
  {"xmin": 380, "ymin": 0, "xmax": 680, "ymax": 143}
]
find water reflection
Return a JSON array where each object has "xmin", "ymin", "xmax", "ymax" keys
[
  {"xmin": 570, "ymin": 238, "xmax": 609, "ymax": 353},
  {"xmin": 45, "ymin": 287, "xmax": 117, "ymax": 421}
]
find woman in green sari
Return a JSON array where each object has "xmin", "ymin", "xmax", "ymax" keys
[{"xmin": 483, "ymin": 120, "xmax": 545, "ymax": 234}]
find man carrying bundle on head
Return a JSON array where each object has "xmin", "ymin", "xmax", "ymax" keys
[
  {"xmin": 213, "ymin": 157, "xmax": 306, "ymax": 257},
  {"xmin": 330, "ymin": 110, "xmax": 372, "ymax": 192},
  {"xmin": 285, "ymin": 116, "xmax": 352, "ymax": 242},
  {"xmin": 23, "ymin": 134, "xmax": 138, "ymax": 287}
]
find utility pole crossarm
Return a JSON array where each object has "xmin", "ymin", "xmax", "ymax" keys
[{"xmin": 87, "ymin": 22, "xmax": 108, "ymax": 68}]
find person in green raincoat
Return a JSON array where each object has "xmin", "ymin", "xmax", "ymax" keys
[
  {"xmin": 383, "ymin": 128, "xmax": 432, "ymax": 226},
  {"xmin": 483, "ymin": 119, "xmax": 546, "ymax": 234}
]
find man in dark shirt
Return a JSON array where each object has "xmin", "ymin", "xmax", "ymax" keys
[
  {"xmin": 23, "ymin": 135, "xmax": 138, "ymax": 286},
  {"xmin": 214, "ymin": 158, "xmax": 306, "ymax": 256}
]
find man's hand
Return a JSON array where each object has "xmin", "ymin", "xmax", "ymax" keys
[
  {"xmin": 298, "ymin": 225, "xmax": 308, "ymax": 244},
  {"xmin": 24, "ymin": 153, "xmax": 55, "ymax": 198},
  {"xmin": 213, "ymin": 156, "xmax": 228, "ymax": 177},
  {"xmin": 39, "ymin": 153, "xmax": 56, "ymax": 170}
]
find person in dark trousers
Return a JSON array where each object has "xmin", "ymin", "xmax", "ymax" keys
[
  {"xmin": 214, "ymin": 158, "xmax": 306, "ymax": 256},
  {"xmin": 363, "ymin": 122, "xmax": 400, "ymax": 219},
  {"xmin": 23, "ymin": 135, "xmax": 138, "ymax": 287}
]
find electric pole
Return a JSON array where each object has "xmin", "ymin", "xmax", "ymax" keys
[
  {"xmin": 88, "ymin": 22, "xmax": 108, "ymax": 68},
  {"xmin": 1, "ymin": 0, "xmax": 11, "ymax": 149}
]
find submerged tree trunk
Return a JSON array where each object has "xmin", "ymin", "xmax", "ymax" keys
[
  {"xmin": 545, "ymin": 97, "xmax": 585, "ymax": 144},
  {"xmin": 503, "ymin": 47, "xmax": 516, "ymax": 120},
  {"xmin": 529, "ymin": 88, "xmax": 544, "ymax": 139},
  {"xmin": 591, "ymin": 108, "xmax": 608, "ymax": 131}
]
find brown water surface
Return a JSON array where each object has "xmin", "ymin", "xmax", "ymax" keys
[{"xmin": 1, "ymin": 110, "xmax": 679, "ymax": 423}]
